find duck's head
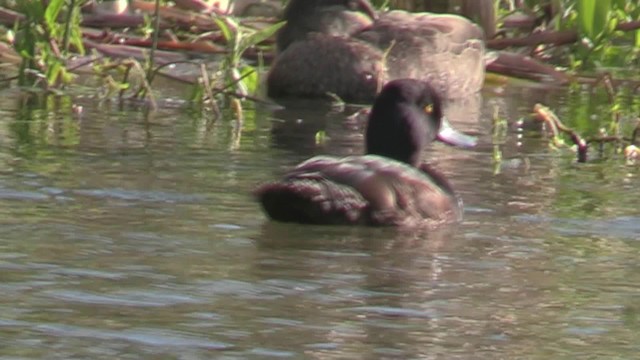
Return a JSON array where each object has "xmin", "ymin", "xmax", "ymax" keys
[
  {"xmin": 282, "ymin": 0, "xmax": 378, "ymax": 22},
  {"xmin": 277, "ymin": 0, "xmax": 378, "ymax": 52},
  {"xmin": 365, "ymin": 79, "xmax": 477, "ymax": 166}
]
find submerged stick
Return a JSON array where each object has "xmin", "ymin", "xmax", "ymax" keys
[{"xmin": 533, "ymin": 104, "xmax": 588, "ymax": 162}]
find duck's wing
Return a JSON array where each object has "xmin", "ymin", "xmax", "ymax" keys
[
  {"xmin": 355, "ymin": 156, "xmax": 462, "ymax": 225},
  {"xmin": 255, "ymin": 155, "xmax": 460, "ymax": 226},
  {"xmin": 254, "ymin": 156, "xmax": 372, "ymax": 225}
]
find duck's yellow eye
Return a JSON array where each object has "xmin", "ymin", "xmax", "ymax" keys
[{"xmin": 424, "ymin": 104, "xmax": 434, "ymax": 114}]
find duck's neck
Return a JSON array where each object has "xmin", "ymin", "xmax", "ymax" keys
[{"xmin": 365, "ymin": 104, "xmax": 431, "ymax": 167}]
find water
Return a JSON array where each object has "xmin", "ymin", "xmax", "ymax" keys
[{"xmin": 0, "ymin": 82, "xmax": 639, "ymax": 359}]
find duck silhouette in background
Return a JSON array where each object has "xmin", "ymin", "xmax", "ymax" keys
[
  {"xmin": 267, "ymin": 0, "xmax": 486, "ymax": 103},
  {"xmin": 275, "ymin": 0, "xmax": 378, "ymax": 53},
  {"xmin": 255, "ymin": 79, "xmax": 477, "ymax": 227}
]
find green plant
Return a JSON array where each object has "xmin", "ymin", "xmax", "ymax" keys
[
  {"xmin": 571, "ymin": 0, "xmax": 639, "ymax": 68},
  {"xmin": 12, "ymin": 0, "xmax": 84, "ymax": 87},
  {"xmin": 213, "ymin": 16, "xmax": 284, "ymax": 97}
]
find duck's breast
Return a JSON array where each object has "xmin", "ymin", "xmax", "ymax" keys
[{"xmin": 267, "ymin": 34, "xmax": 387, "ymax": 102}]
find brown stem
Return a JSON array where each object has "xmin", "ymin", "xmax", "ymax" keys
[
  {"xmin": 533, "ymin": 104, "xmax": 588, "ymax": 163},
  {"xmin": 487, "ymin": 30, "xmax": 578, "ymax": 50},
  {"xmin": 486, "ymin": 52, "xmax": 571, "ymax": 83},
  {"xmin": 616, "ymin": 20, "xmax": 640, "ymax": 32}
]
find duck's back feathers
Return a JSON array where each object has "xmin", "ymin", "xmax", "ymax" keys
[
  {"xmin": 254, "ymin": 155, "xmax": 462, "ymax": 226},
  {"xmin": 267, "ymin": 34, "xmax": 386, "ymax": 102},
  {"xmin": 276, "ymin": 0, "xmax": 375, "ymax": 52},
  {"xmin": 374, "ymin": 11, "xmax": 484, "ymax": 44},
  {"xmin": 356, "ymin": 11, "xmax": 485, "ymax": 99},
  {"xmin": 268, "ymin": 0, "xmax": 486, "ymax": 102}
]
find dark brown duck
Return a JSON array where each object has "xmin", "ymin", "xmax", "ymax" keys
[
  {"xmin": 255, "ymin": 79, "xmax": 477, "ymax": 227},
  {"xmin": 267, "ymin": 0, "xmax": 486, "ymax": 102}
]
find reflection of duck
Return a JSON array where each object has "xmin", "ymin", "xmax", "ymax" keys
[
  {"xmin": 255, "ymin": 79, "xmax": 476, "ymax": 226},
  {"xmin": 266, "ymin": 98, "xmax": 372, "ymax": 157},
  {"xmin": 267, "ymin": 0, "xmax": 486, "ymax": 103}
]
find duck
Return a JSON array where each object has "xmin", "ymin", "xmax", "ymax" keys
[
  {"xmin": 254, "ymin": 79, "xmax": 477, "ymax": 227},
  {"xmin": 267, "ymin": 0, "xmax": 486, "ymax": 103}
]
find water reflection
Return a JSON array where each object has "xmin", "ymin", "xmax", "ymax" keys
[
  {"xmin": 267, "ymin": 92, "xmax": 484, "ymax": 159},
  {"xmin": 249, "ymin": 224, "xmax": 480, "ymax": 358},
  {"xmin": 0, "ymin": 82, "xmax": 639, "ymax": 358}
]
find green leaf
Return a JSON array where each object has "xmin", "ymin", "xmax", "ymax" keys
[
  {"xmin": 577, "ymin": 0, "xmax": 596, "ymax": 38},
  {"xmin": 594, "ymin": 0, "xmax": 612, "ymax": 37},
  {"xmin": 47, "ymin": 60, "xmax": 62, "ymax": 85},
  {"xmin": 238, "ymin": 21, "xmax": 285, "ymax": 55},
  {"xmin": 17, "ymin": 0, "xmax": 45, "ymax": 21},
  {"xmin": 44, "ymin": 0, "xmax": 65, "ymax": 32},
  {"xmin": 213, "ymin": 17, "xmax": 233, "ymax": 43},
  {"xmin": 577, "ymin": 0, "xmax": 612, "ymax": 39},
  {"xmin": 239, "ymin": 65, "xmax": 258, "ymax": 94}
]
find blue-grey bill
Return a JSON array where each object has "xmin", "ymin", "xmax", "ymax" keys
[{"xmin": 437, "ymin": 117, "xmax": 478, "ymax": 148}]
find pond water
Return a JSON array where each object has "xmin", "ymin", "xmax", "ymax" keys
[{"xmin": 0, "ymin": 80, "xmax": 639, "ymax": 359}]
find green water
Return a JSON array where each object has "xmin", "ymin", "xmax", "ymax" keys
[{"xmin": 0, "ymin": 82, "xmax": 639, "ymax": 359}]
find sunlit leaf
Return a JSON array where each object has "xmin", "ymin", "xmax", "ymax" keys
[
  {"xmin": 239, "ymin": 21, "xmax": 285, "ymax": 55},
  {"xmin": 577, "ymin": 0, "xmax": 596, "ymax": 38},
  {"xmin": 47, "ymin": 60, "xmax": 62, "ymax": 85},
  {"xmin": 577, "ymin": 0, "xmax": 611, "ymax": 40},
  {"xmin": 239, "ymin": 65, "xmax": 258, "ymax": 94},
  {"xmin": 44, "ymin": 0, "xmax": 64, "ymax": 35},
  {"xmin": 213, "ymin": 17, "xmax": 233, "ymax": 43}
]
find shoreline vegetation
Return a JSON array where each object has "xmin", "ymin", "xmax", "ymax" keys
[{"xmin": 0, "ymin": 0, "xmax": 638, "ymax": 162}]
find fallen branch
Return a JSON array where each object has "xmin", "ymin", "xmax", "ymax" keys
[
  {"xmin": 533, "ymin": 103, "xmax": 588, "ymax": 162},
  {"xmin": 83, "ymin": 39, "xmax": 189, "ymax": 64},
  {"xmin": 487, "ymin": 30, "xmax": 578, "ymax": 50},
  {"xmin": 0, "ymin": 6, "xmax": 25, "ymax": 26},
  {"xmin": 81, "ymin": 13, "xmax": 146, "ymax": 28},
  {"xmin": 616, "ymin": 20, "xmax": 640, "ymax": 32},
  {"xmin": 487, "ymin": 52, "xmax": 572, "ymax": 83},
  {"xmin": 131, "ymin": 0, "xmax": 227, "ymax": 32}
]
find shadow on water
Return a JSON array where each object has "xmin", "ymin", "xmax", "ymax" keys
[{"xmin": 1, "ymin": 81, "xmax": 640, "ymax": 358}]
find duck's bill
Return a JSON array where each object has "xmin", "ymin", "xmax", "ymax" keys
[{"xmin": 437, "ymin": 117, "xmax": 478, "ymax": 148}]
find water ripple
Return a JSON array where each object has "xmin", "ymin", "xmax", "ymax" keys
[
  {"xmin": 344, "ymin": 306, "xmax": 436, "ymax": 319},
  {"xmin": 72, "ymin": 188, "xmax": 204, "ymax": 203},
  {"xmin": 0, "ymin": 188, "xmax": 49, "ymax": 201},
  {"xmin": 32, "ymin": 323, "xmax": 231, "ymax": 350},
  {"xmin": 40, "ymin": 289, "xmax": 203, "ymax": 307},
  {"xmin": 515, "ymin": 215, "xmax": 640, "ymax": 240},
  {"xmin": 48, "ymin": 268, "xmax": 126, "ymax": 280}
]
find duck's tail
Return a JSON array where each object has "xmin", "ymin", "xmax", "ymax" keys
[{"xmin": 254, "ymin": 177, "xmax": 368, "ymax": 225}]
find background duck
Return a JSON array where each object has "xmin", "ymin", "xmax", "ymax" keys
[
  {"xmin": 267, "ymin": 0, "xmax": 486, "ymax": 103},
  {"xmin": 255, "ymin": 79, "xmax": 477, "ymax": 227},
  {"xmin": 275, "ymin": 0, "xmax": 377, "ymax": 53}
]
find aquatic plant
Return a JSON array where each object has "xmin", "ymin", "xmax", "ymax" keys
[
  {"xmin": 528, "ymin": 76, "xmax": 639, "ymax": 164},
  {"xmin": 10, "ymin": 0, "xmax": 84, "ymax": 87},
  {"xmin": 0, "ymin": 0, "xmax": 637, "ymax": 113},
  {"xmin": 182, "ymin": 15, "xmax": 283, "ymax": 120},
  {"xmin": 572, "ymin": 0, "xmax": 640, "ymax": 69},
  {"xmin": 213, "ymin": 16, "xmax": 283, "ymax": 97}
]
